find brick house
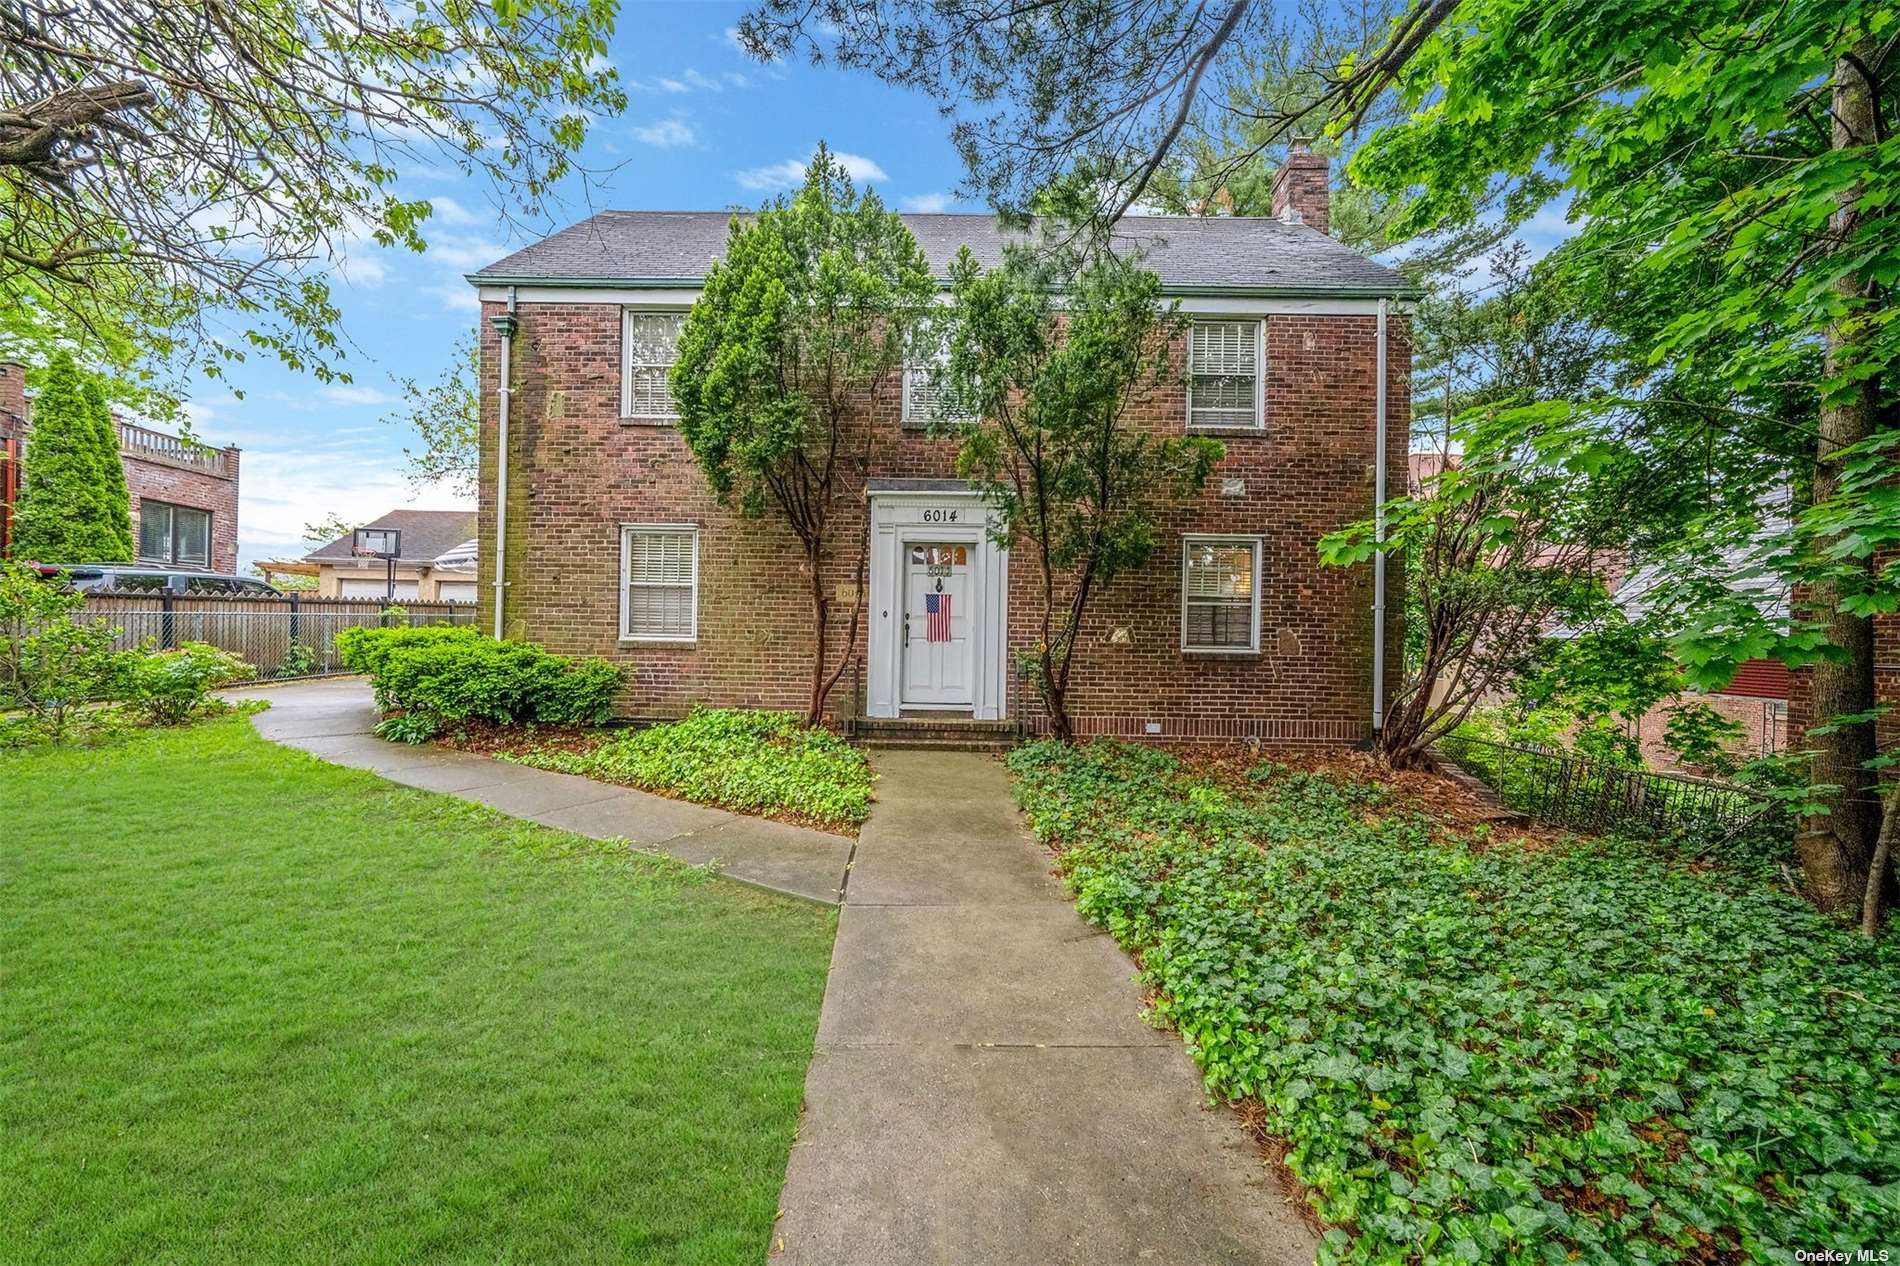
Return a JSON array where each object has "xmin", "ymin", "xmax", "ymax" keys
[
  {"xmin": 468, "ymin": 157, "xmax": 1413, "ymax": 741},
  {"xmin": 0, "ymin": 361, "xmax": 242, "ymax": 572}
]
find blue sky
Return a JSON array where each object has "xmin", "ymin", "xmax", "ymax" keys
[{"xmin": 200, "ymin": 1, "xmax": 972, "ymax": 572}]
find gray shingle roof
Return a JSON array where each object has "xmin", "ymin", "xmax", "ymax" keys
[
  {"xmin": 305, "ymin": 509, "xmax": 479, "ymax": 565},
  {"xmin": 471, "ymin": 211, "xmax": 1409, "ymax": 295}
]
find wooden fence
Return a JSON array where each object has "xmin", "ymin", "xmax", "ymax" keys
[{"xmin": 77, "ymin": 593, "xmax": 478, "ymax": 684}]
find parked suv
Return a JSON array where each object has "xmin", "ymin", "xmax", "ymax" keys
[{"xmin": 31, "ymin": 564, "xmax": 279, "ymax": 596}]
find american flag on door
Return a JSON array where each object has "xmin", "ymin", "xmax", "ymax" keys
[{"xmin": 924, "ymin": 591, "xmax": 953, "ymax": 642}]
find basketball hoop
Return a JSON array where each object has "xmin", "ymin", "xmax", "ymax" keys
[
  {"xmin": 350, "ymin": 527, "xmax": 403, "ymax": 602},
  {"xmin": 351, "ymin": 527, "xmax": 401, "ymax": 559}
]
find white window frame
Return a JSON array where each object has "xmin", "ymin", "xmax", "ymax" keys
[
  {"xmin": 1180, "ymin": 534, "xmax": 1263, "ymax": 655},
  {"xmin": 619, "ymin": 523, "xmax": 699, "ymax": 643},
  {"xmin": 1185, "ymin": 318, "xmax": 1265, "ymax": 432},
  {"xmin": 901, "ymin": 334, "xmax": 974, "ymax": 429},
  {"xmin": 620, "ymin": 309, "xmax": 687, "ymax": 422}
]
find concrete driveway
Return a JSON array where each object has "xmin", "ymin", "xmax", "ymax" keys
[{"xmin": 772, "ymin": 748, "xmax": 1318, "ymax": 1265}]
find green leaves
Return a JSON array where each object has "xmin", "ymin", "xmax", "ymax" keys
[
  {"xmin": 11, "ymin": 352, "xmax": 135, "ymax": 565},
  {"xmin": 1009, "ymin": 738, "xmax": 1900, "ymax": 1264},
  {"xmin": 514, "ymin": 707, "xmax": 874, "ymax": 832},
  {"xmin": 939, "ymin": 246, "xmax": 1217, "ymax": 735}
]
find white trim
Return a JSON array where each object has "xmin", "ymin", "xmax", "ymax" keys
[
  {"xmin": 865, "ymin": 490, "xmax": 1009, "ymax": 720},
  {"xmin": 480, "ymin": 285, "xmax": 1400, "ymax": 316},
  {"xmin": 1180, "ymin": 534, "xmax": 1263, "ymax": 655},
  {"xmin": 1186, "ymin": 318, "xmax": 1265, "ymax": 433},
  {"xmin": 620, "ymin": 308, "xmax": 689, "ymax": 421},
  {"xmin": 618, "ymin": 522, "xmax": 699, "ymax": 643}
]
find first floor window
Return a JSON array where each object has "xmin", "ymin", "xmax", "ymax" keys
[
  {"xmin": 623, "ymin": 310, "xmax": 686, "ymax": 420},
  {"xmin": 1187, "ymin": 319, "xmax": 1263, "ymax": 430},
  {"xmin": 1182, "ymin": 536, "xmax": 1261, "ymax": 652},
  {"xmin": 621, "ymin": 525, "xmax": 698, "ymax": 641},
  {"xmin": 138, "ymin": 501, "xmax": 211, "ymax": 566}
]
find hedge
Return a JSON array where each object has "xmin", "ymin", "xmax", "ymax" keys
[{"xmin": 337, "ymin": 625, "xmax": 622, "ymax": 734}]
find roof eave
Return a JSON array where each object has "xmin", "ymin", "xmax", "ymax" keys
[{"xmin": 466, "ymin": 272, "xmax": 1421, "ymax": 300}]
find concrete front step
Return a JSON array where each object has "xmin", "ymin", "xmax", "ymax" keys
[{"xmin": 849, "ymin": 717, "xmax": 1024, "ymax": 751}]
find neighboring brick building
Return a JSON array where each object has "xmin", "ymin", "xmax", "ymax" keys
[
  {"xmin": 468, "ymin": 162, "xmax": 1413, "ymax": 741},
  {"xmin": 0, "ymin": 361, "xmax": 242, "ymax": 572}
]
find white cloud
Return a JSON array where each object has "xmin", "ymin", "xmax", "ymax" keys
[
  {"xmin": 900, "ymin": 192, "xmax": 953, "ymax": 213},
  {"xmin": 238, "ymin": 448, "xmax": 469, "ymax": 550},
  {"xmin": 427, "ymin": 281, "xmax": 481, "ymax": 313},
  {"xmin": 634, "ymin": 66, "xmax": 738, "ymax": 95},
  {"xmin": 427, "ymin": 195, "xmax": 482, "ymax": 227},
  {"xmin": 632, "ymin": 115, "xmax": 697, "ymax": 148},
  {"xmin": 736, "ymin": 147, "xmax": 888, "ymax": 192},
  {"xmin": 321, "ymin": 384, "xmax": 399, "ymax": 407},
  {"xmin": 425, "ymin": 232, "xmax": 509, "ymax": 271}
]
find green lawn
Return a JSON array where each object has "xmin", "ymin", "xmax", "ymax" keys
[{"xmin": 0, "ymin": 715, "xmax": 835, "ymax": 1265}]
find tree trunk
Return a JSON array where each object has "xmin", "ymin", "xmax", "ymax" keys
[
  {"xmin": 805, "ymin": 541, "xmax": 828, "ymax": 728},
  {"xmin": 1863, "ymin": 780, "xmax": 1900, "ymax": 936},
  {"xmin": 1800, "ymin": 41, "xmax": 1882, "ymax": 913}
]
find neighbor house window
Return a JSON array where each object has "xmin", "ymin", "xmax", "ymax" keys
[
  {"xmin": 1187, "ymin": 319, "xmax": 1263, "ymax": 430},
  {"xmin": 137, "ymin": 501, "xmax": 211, "ymax": 567},
  {"xmin": 620, "ymin": 525, "xmax": 698, "ymax": 641},
  {"xmin": 902, "ymin": 333, "xmax": 974, "ymax": 428},
  {"xmin": 622, "ymin": 311, "xmax": 686, "ymax": 420},
  {"xmin": 1181, "ymin": 535, "xmax": 1261, "ymax": 653}
]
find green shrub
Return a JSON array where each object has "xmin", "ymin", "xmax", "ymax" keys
[
  {"xmin": 374, "ymin": 712, "xmax": 440, "ymax": 744},
  {"xmin": 334, "ymin": 623, "xmax": 482, "ymax": 679},
  {"xmin": 339, "ymin": 625, "xmax": 621, "ymax": 730},
  {"xmin": 511, "ymin": 707, "xmax": 874, "ymax": 831},
  {"xmin": 0, "ymin": 561, "xmax": 133, "ymax": 740},
  {"xmin": 129, "ymin": 641, "xmax": 253, "ymax": 724},
  {"xmin": 279, "ymin": 641, "xmax": 318, "ymax": 678},
  {"xmin": 1008, "ymin": 738, "xmax": 1900, "ymax": 1265}
]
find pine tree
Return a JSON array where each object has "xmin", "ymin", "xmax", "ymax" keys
[{"xmin": 11, "ymin": 352, "xmax": 134, "ymax": 563}]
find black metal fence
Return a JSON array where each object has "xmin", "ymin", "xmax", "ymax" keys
[
  {"xmin": 1434, "ymin": 732, "xmax": 1790, "ymax": 842},
  {"xmin": 77, "ymin": 593, "xmax": 477, "ymax": 684}
]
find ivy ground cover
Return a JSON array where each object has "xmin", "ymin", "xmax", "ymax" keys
[
  {"xmin": 504, "ymin": 707, "xmax": 876, "ymax": 834},
  {"xmin": 1, "ymin": 716, "xmax": 834, "ymax": 1264},
  {"xmin": 1007, "ymin": 740, "xmax": 1900, "ymax": 1265}
]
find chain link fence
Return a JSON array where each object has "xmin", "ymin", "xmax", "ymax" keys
[{"xmin": 78, "ymin": 593, "xmax": 478, "ymax": 684}]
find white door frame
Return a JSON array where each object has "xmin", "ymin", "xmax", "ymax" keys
[{"xmin": 865, "ymin": 489, "xmax": 1008, "ymax": 720}]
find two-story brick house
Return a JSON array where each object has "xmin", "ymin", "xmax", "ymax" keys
[
  {"xmin": 0, "ymin": 361, "xmax": 241, "ymax": 572},
  {"xmin": 469, "ymin": 155, "xmax": 1413, "ymax": 742}
]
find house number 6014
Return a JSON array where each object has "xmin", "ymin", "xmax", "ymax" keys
[{"xmin": 921, "ymin": 509, "xmax": 959, "ymax": 523}]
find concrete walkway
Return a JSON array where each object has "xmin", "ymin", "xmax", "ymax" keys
[
  {"xmin": 229, "ymin": 678, "xmax": 852, "ymax": 904},
  {"xmin": 773, "ymin": 748, "xmax": 1317, "ymax": 1265}
]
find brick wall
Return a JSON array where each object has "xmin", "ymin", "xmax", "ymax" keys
[
  {"xmin": 477, "ymin": 301, "xmax": 1410, "ymax": 743},
  {"xmin": 123, "ymin": 445, "xmax": 242, "ymax": 573}
]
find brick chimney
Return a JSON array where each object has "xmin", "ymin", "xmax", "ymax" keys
[
  {"xmin": 0, "ymin": 362, "xmax": 25, "ymax": 441},
  {"xmin": 1271, "ymin": 140, "xmax": 1330, "ymax": 235}
]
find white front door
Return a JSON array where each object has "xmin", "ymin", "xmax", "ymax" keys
[{"xmin": 901, "ymin": 542, "xmax": 975, "ymax": 708}]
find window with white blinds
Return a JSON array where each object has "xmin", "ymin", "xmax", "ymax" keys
[
  {"xmin": 1187, "ymin": 320, "xmax": 1262, "ymax": 430},
  {"xmin": 902, "ymin": 336, "xmax": 973, "ymax": 428},
  {"xmin": 621, "ymin": 525, "xmax": 698, "ymax": 641},
  {"xmin": 622, "ymin": 311, "xmax": 686, "ymax": 420},
  {"xmin": 1181, "ymin": 536, "xmax": 1261, "ymax": 652}
]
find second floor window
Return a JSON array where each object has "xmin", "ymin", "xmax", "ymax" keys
[
  {"xmin": 138, "ymin": 501, "xmax": 211, "ymax": 567},
  {"xmin": 1188, "ymin": 319, "xmax": 1263, "ymax": 431},
  {"xmin": 902, "ymin": 332, "xmax": 975, "ymax": 429},
  {"xmin": 623, "ymin": 311, "xmax": 686, "ymax": 421}
]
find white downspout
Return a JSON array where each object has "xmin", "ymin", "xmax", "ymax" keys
[
  {"xmin": 491, "ymin": 287, "xmax": 518, "ymax": 639},
  {"xmin": 1371, "ymin": 297, "xmax": 1389, "ymax": 732}
]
